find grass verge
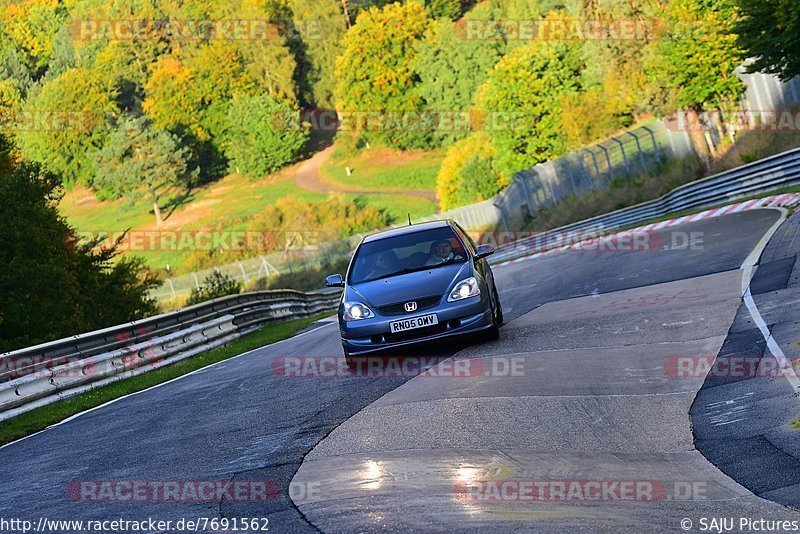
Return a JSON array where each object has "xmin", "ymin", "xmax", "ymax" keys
[
  {"xmin": 793, "ymin": 419, "xmax": 800, "ymax": 430},
  {"xmin": 0, "ymin": 313, "xmax": 331, "ymax": 446},
  {"xmin": 323, "ymin": 146, "xmax": 444, "ymax": 190}
]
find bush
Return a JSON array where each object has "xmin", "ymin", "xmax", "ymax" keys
[
  {"xmin": 436, "ymin": 133, "xmax": 507, "ymax": 210},
  {"xmin": 186, "ymin": 271, "xmax": 242, "ymax": 306}
]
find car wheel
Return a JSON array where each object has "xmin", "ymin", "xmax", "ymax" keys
[
  {"xmin": 342, "ymin": 343, "xmax": 358, "ymax": 369},
  {"xmin": 485, "ymin": 292, "xmax": 501, "ymax": 341},
  {"xmin": 493, "ymin": 286, "xmax": 504, "ymax": 326}
]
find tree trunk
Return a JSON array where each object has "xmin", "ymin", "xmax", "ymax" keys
[
  {"xmin": 153, "ymin": 200, "xmax": 163, "ymax": 226},
  {"xmin": 341, "ymin": 0, "xmax": 351, "ymax": 28}
]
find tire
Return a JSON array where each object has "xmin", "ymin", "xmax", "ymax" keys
[
  {"xmin": 342, "ymin": 343, "xmax": 357, "ymax": 369},
  {"xmin": 484, "ymin": 289, "xmax": 501, "ymax": 341},
  {"xmin": 493, "ymin": 286, "xmax": 504, "ymax": 326}
]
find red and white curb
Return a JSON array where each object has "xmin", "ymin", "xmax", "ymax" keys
[{"xmin": 497, "ymin": 192, "xmax": 800, "ymax": 267}]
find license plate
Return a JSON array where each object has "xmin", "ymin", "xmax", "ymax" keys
[{"xmin": 390, "ymin": 313, "xmax": 439, "ymax": 333}]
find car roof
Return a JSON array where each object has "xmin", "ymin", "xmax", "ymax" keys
[{"xmin": 361, "ymin": 219, "xmax": 455, "ymax": 243}]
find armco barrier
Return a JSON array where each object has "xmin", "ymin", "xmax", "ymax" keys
[
  {"xmin": 491, "ymin": 147, "xmax": 800, "ymax": 263},
  {"xmin": 3, "ymin": 148, "xmax": 800, "ymax": 421},
  {"xmin": 0, "ymin": 289, "xmax": 341, "ymax": 421}
]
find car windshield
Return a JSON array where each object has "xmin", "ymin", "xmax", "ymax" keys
[{"xmin": 348, "ymin": 226, "xmax": 468, "ymax": 284}]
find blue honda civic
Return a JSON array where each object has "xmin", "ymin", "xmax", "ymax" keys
[{"xmin": 326, "ymin": 220, "xmax": 503, "ymax": 365}]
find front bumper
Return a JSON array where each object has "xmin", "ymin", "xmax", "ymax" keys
[{"xmin": 340, "ymin": 295, "xmax": 493, "ymax": 355}]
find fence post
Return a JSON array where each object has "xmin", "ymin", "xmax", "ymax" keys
[
  {"xmin": 641, "ymin": 125, "xmax": 660, "ymax": 160},
  {"xmin": 626, "ymin": 131, "xmax": 647, "ymax": 171},
  {"xmin": 237, "ymin": 261, "xmax": 248, "ymax": 284},
  {"xmin": 168, "ymin": 279, "xmax": 176, "ymax": 300},
  {"xmin": 611, "ymin": 137, "xmax": 631, "ymax": 176},
  {"xmin": 519, "ymin": 171, "xmax": 535, "ymax": 211},
  {"xmin": 563, "ymin": 160, "xmax": 579, "ymax": 195},
  {"xmin": 583, "ymin": 148, "xmax": 601, "ymax": 187},
  {"xmin": 493, "ymin": 201, "xmax": 510, "ymax": 232},
  {"xmin": 597, "ymin": 144, "xmax": 613, "ymax": 183}
]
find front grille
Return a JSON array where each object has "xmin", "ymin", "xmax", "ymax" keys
[
  {"xmin": 377, "ymin": 295, "xmax": 442, "ymax": 316},
  {"xmin": 383, "ymin": 323, "xmax": 447, "ymax": 343}
]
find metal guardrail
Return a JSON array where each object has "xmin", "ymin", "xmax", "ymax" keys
[
  {"xmin": 490, "ymin": 147, "xmax": 800, "ymax": 263},
  {"xmin": 0, "ymin": 289, "xmax": 341, "ymax": 421},
  {"xmin": 3, "ymin": 147, "xmax": 799, "ymax": 421}
]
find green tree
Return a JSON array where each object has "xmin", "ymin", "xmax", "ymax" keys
[
  {"xmin": 335, "ymin": 2, "xmax": 432, "ymax": 149},
  {"xmin": 647, "ymin": 0, "xmax": 744, "ymax": 110},
  {"xmin": 414, "ymin": 18, "xmax": 504, "ymax": 147},
  {"xmin": 93, "ymin": 116, "xmax": 197, "ymax": 226},
  {"xmin": 424, "ymin": 0, "xmax": 463, "ymax": 20},
  {"xmin": 16, "ymin": 67, "xmax": 118, "ymax": 187},
  {"xmin": 0, "ymin": 0, "xmax": 69, "ymax": 78},
  {"xmin": 224, "ymin": 93, "xmax": 309, "ymax": 178},
  {"xmin": 289, "ymin": 0, "xmax": 347, "ymax": 108},
  {"xmin": 735, "ymin": 0, "xmax": 800, "ymax": 81},
  {"xmin": 0, "ymin": 136, "xmax": 158, "ymax": 352},
  {"xmin": 0, "ymin": 42, "xmax": 33, "ymax": 98},
  {"xmin": 480, "ymin": 38, "xmax": 583, "ymax": 175}
]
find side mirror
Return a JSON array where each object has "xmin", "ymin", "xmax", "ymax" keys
[
  {"xmin": 325, "ymin": 274, "xmax": 344, "ymax": 287},
  {"xmin": 475, "ymin": 244, "xmax": 495, "ymax": 259}
]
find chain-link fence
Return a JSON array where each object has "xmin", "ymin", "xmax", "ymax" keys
[
  {"xmin": 494, "ymin": 120, "xmax": 695, "ymax": 230},
  {"xmin": 153, "ymin": 69, "xmax": 800, "ymax": 302}
]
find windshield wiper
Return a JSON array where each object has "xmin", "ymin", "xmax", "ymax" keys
[
  {"xmin": 362, "ymin": 257, "xmax": 465, "ymax": 283},
  {"xmin": 367, "ymin": 266, "xmax": 425, "ymax": 282}
]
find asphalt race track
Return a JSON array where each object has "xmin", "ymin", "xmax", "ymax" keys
[{"xmin": 2, "ymin": 208, "xmax": 799, "ymax": 533}]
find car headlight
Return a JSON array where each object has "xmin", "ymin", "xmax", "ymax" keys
[
  {"xmin": 343, "ymin": 301, "xmax": 375, "ymax": 321},
  {"xmin": 448, "ymin": 277, "xmax": 480, "ymax": 302}
]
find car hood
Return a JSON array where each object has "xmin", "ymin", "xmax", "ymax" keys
[{"xmin": 347, "ymin": 262, "xmax": 471, "ymax": 307}]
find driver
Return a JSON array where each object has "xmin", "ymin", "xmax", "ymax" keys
[{"xmin": 425, "ymin": 239, "xmax": 463, "ymax": 266}]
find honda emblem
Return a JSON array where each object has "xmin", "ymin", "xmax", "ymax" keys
[{"xmin": 404, "ymin": 301, "xmax": 417, "ymax": 312}]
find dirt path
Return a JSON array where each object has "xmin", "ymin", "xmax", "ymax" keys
[{"xmin": 294, "ymin": 146, "xmax": 438, "ymax": 202}]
